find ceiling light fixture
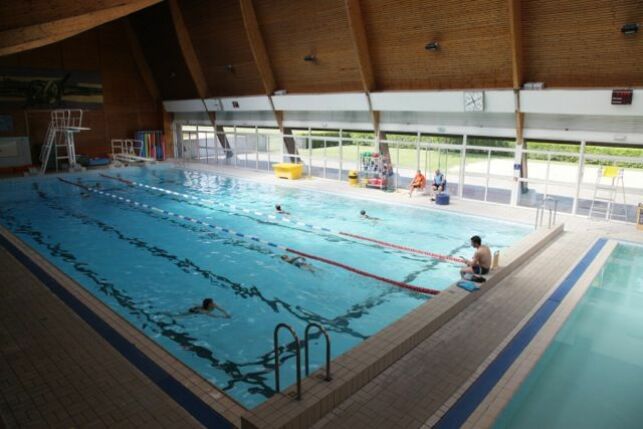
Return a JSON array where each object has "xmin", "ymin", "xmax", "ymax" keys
[
  {"xmin": 425, "ymin": 41, "xmax": 439, "ymax": 51},
  {"xmin": 621, "ymin": 22, "xmax": 639, "ymax": 35}
]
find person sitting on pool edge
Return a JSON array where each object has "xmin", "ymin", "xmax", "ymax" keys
[
  {"xmin": 460, "ymin": 235, "xmax": 491, "ymax": 278},
  {"xmin": 189, "ymin": 298, "xmax": 230, "ymax": 318},
  {"xmin": 409, "ymin": 170, "xmax": 426, "ymax": 197},
  {"xmin": 431, "ymin": 169, "xmax": 446, "ymax": 201},
  {"xmin": 360, "ymin": 210, "xmax": 380, "ymax": 221},
  {"xmin": 281, "ymin": 254, "xmax": 315, "ymax": 272},
  {"xmin": 275, "ymin": 204, "xmax": 290, "ymax": 215}
]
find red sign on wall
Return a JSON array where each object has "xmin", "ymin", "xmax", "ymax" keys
[{"xmin": 611, "ymin": 89, "xmax": 633, "ymax": 105}]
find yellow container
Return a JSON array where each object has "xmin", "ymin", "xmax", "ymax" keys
[
  {"xmin": 273, "ymin": 163, "xmax": 303, "ymax": 180},
  {"xmin": 348, "ymin": 170, "xmax": 359, "ymax": 186},
  {"xmin": 637, "ymin": 204, "xmax": 643, "ymax": 230}
]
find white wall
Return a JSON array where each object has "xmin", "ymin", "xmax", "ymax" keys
[
  {"xmin": 164, "ymin": 89, "xmax": 643, "ymax": 144},
  {"xmin": 520, "ymin": 90, "xmax": 643, "ymax": 116},
  {"xmin": 272, "ymin": 93, "xmax": 369, "ymax": 111},
  {"xmin": 371, "ymin": 91, "xmax": 515, "ymax": 113}
]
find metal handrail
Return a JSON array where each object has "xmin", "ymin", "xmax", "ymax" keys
[
  {"xmin": 304, "ymin": 323, "xmax": 332, "ymax": 382},
  {"xmin": 273, "ymin": 323, "xmax": 302, "ymax": 400},
  {"xmin": 535, "ymin": 197, "xmax": 558, "ymax": 229}
]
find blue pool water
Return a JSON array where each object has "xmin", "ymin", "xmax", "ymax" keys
[
  {"xmin": 0, "ymin": 166, "xmax": 528, "ymax": 408},
  {"xmin": 495, "ymin": 243, "xmax": 643, "ymax": 428}
]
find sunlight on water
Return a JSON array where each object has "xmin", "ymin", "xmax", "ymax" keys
[{"xmin": 0, "ymin": 165, "xmax": 528, "ymax": 408}]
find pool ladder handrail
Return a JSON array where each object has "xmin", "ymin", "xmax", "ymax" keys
[
  {"xmin": 273, "ymin": 322, "xmax": 332, "ymax": 401},
  {"xmin": 535, "ymin": 197, "xmax": 558, "ymax": 230},
  {"xmin": 304, "ymin": 322, "xmax": 332, "ymax": 382},
  {"xmin": 273, "ymin": 323, "xmax": 302, "ymax": 400}
]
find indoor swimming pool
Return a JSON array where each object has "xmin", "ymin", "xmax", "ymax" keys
[
  {"xmin": 0, "ymin": 165, "xmax": 528, "ymax": 408},
  {"xmin": 495, "ymin": 242, "xmax": 643, "ymax": 428}
]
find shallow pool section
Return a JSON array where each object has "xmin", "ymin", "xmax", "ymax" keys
[
  {"xmin": 495, "ymin": 243, "xmax": 643, "ymax": 429},
  {"xmin": 0, "ymin": 166, "xmax": 528, "ymax": 408}
]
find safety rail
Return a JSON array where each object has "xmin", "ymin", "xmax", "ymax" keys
[
  {"xmin": 273, "ymin": 323, "xmax": 302, "ymax": 400},
  {"xmin": 304, "ymin": 323, "xmax": 332, "ymax": 381},
  {"xmin": 535, "ymin": 197, "xmax": 558, "ymax": 230}
]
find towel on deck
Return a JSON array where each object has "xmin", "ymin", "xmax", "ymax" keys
[{"xmin": 457, "ymin": 280, "xmax": 480, "ymax": 292}]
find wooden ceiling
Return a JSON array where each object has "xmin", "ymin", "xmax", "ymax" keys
[
  {"xmin": 361, "ymin": 0, "xmax": 514, "ymax": 90},
  {"xmin": 252, "ymin": 0, "xmax": 363, "ymax": 93},
  {"xmin": 2, "ymin": 0, "xmax": 642, "ymax": 99},
  {"xmin": 179, "ymin": 0, "xmax": 264, "ymax": 96},
  {"xmin": 521, "ymin": 0, "xmax": 643, "ymax": 87}
]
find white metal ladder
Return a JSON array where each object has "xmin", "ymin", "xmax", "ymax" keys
[
  {"xmin": 588, "ymin": 166, "xmax": 627, "ymax": 221},
  {"xmin": 39, "ymin": 109, "xmax": 88, "ymax": 174}
]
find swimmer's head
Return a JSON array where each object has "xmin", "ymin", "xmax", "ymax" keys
[
  {"xmin": 360, "ymin": 210, "xmax": 366, "ymax": 216},
  {"xmin": 202, "ymin": 298, "xmax": 214, "ymax": 310},
  {"xmin": 275, "ymin": 204, "xmax": 282, "ymax": 211}
]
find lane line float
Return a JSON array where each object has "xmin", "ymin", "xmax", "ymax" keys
[
  {"xmin": 61, "ymin": 178, "xmax": 439, "ymax": 295},
  {"xmin": 99, "ymin": 174, "xmax": 465, "ymax": 264}
]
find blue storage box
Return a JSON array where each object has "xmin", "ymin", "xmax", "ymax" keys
[{"xmin": 436, "ymin": 193, "xmax": 450, "ymax": 205}]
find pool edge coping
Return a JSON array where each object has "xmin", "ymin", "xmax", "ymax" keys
[
  {"xmin": 0, "ymin": 166, "xmax": 560, "ymax": 429},
  {"xmin": 239, "ymin": 224, "xmax": 565, "ymax": 429},
  {"xmin": 0, "ymin": 225, "xmax": 243, "ymax": 429},
  {"xmin": 432, "ymin": 236, "xmax": 615, "ymax": 429}
]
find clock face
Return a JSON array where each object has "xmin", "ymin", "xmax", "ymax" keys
[{"xmin": 464, "ymin": 92, "xmax": 484, "ymax": 112}]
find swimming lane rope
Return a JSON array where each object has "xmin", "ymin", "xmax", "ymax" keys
[
  {"xmin": 99, "ymin": 174, "xmax": 466, "ymax": 265},
  {"xmin": 60, "ymin": 178, "xmax": 439, "ymax": 296}
]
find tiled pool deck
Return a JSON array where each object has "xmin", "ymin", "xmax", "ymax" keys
[
  {"xmin": 0, "ymin": 243, "xmax": 201, "ymax": 428},
  {"xmin": 1, "ymin": 163, "xmax": 641, "ymax": 428}
]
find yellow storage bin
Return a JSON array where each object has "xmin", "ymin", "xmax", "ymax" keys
[
  {"xmin": 348, "ymin": 170, "xmax": 359, "ymax": 186},
  {"xmin": 273, "ymin": 163, "xmax": 303, "ymax": 180}
]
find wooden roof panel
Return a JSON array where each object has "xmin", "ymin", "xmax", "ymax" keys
[
  {"xmin": 129, "ymin": 2, "xmax": 198, "ymax": 100},
  {"xmin": 361, "ymin": 0, "xmax": 514, "ymax": 90},
  {"xmin": 522, "ymin": 0, "xmax": 643, "ymax": 87},
  {"xmin": 179, "ymin": 0, "xmax": 265, "ymax": 96},
  {"xmin": 252, "ymin": 0, "xmax": 363, "ymax": 93}
]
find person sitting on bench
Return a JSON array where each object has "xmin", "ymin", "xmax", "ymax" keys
[
  {"xmin": 431, "ymin": 169, "xmax": 446, "ymax": 201},
  {"xmin": 409, "ymin": 170, "xmax": 426, "ymax": 197}
]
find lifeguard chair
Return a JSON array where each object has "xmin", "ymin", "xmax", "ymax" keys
[
  {"xmin": 588, "ymin": 166, "xmax": 627, "ymax": 221},
  {"xmin": 39, "ymin": 109, "xmax": 90, "ymax": 174}
]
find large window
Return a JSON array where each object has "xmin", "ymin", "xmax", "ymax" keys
[{"xmin": 177, "ymin": 123, "xmax": 643, "ymax": 222}]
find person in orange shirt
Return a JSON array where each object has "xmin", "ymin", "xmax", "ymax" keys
[{"xmin": 409, "ymin": 170, "xmax": 426, "ymax": 197}]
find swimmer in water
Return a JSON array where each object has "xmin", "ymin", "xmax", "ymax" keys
[
  {"xmin": 281, "ymin": 255, "xmax": 315, "ymax": 272},
  {"xmin": 188, "ymin": 298, "xmax": 230, "ymax": 318},
  {"xmin": 360, "ymin": 210, "xmax": 380, "ymax": 221},
  {"xmin": 275, "ymin": 204, "xmax": 290, "ymax": 215}
]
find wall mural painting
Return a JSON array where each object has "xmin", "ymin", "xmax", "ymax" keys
[{"xmin": 0, "ymin": 67, "xmax": 103, "ymax": 109}]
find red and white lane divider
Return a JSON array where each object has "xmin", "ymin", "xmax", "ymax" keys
[
  {"xmin": 61, "ymin": 178, "xmax": 439, "ymax": 295},
  {"xmin": 99, "ymin": 174, "xmax": 466, "ymax": 265}
]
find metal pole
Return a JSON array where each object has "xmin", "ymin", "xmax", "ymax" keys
[
  {"xmin": 233, "ymin": 126, "xmax": 238, "ymax": 167},
  {"xmin": 416, "ymin": 132, "xmax": 420, "ymax": 171},
  {"xmin": 273, "ymin": 323, "xmax": 302, "ymax": 400},
  {"xmin": 484, "ymin": 150, "xmax": 491, "ymax": 201},
  {"xmin": 338, "ymin": 129, "xmax": 343, "ymax": 181},
  {"xmin": 267, "ymin": 134, "xmax": 271, "ymax": 171},
  {"xmin": 214, "ymin": 127, "xmax": 219, "ymax": 165},
  {"xmin": 395, "ymin": 141, "xmax": 400, "ymax": 189},
  {"xmin": 544, "ymin": 153, "xmax": 551, "ymax": 198},
  {"xmin": 255, "ymin": 126, "xmax": 259, "ymax": 170},
  {"xmin": 572, "ymin": 141, "xmax": 586, "ymax": 215},
  {"xmin": 308, "ymin": 127, "xmax": 312, "ymax": 177},
  {"xmin": 458, "ymin": 135, "xmax": 467, "ymax": 198}
]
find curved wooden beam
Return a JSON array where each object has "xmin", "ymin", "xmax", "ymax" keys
[
  {"xmin": 508, "ymin": 0, "xmax": 523, "ymax": 90},
  {"xmin": 124, "ymin": 18, "xmax": 160, "ymax": 102},
  {"xmin": 167, "ymin": 0, "xmax": 209, "ymax": 98},
  {"xmin": 345, "ymin": 0, "xmax": 375, "ymax": 93},
  {"xmin": 239, "ymin": 0, "xmax": 276, "ymax": 95},
  {"xmin": 0, "ymin": 0, "xmax": 161, "ymax": 57}
]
